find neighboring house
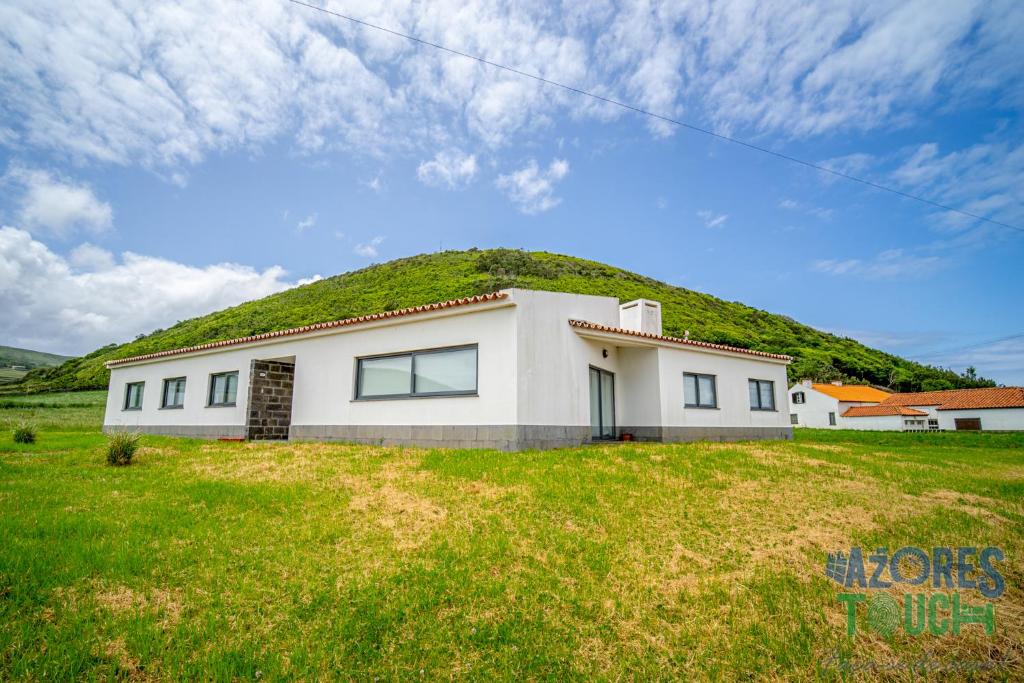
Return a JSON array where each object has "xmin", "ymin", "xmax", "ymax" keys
[
  {"xmin": 787, "ymin": 380, "xmax": 892, "ymax": 428},
  {"xmin": 860, "ymin": 388, "xmax": 1024, "ymax": 432},
  {"xmin": 104, "ymin": 288, "xmax": 793, "ymax": 450},
  {"xmin": 788, "ymin": 382, "xmax": 1024, "ymax": 432}
]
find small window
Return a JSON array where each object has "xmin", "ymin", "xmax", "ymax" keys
[
  {"xmin": 123, "ymin": 382, "xmax": 144, "ymax": 410},
  {"xmin": 356, "ymin": 345, "xmax": 478, "ymax": 399},
  {"xmin": 683, "ymin": 373, "xmax": 717, "ymax": 408},
  {"xmin": 749, "ymin": 379, "xmax": 776, "ymax": 411},
  {"xmin": 928, "ymin": 419, "xmax": 939, "ymax": 430},
  {"xmin": 792, "ymin": 391, "xmax": 805, "ymax": 404},
  {"xmin": 161, "ymin": 377, "xmax": 187, "ymax": 409},
  {"xmin": 790, "ymin": 413, "xmax": 799, "ymax": 425},
  {"xmin": 208, "ymin": 371, "xmax": 239, "ymax": 406},
  {"xmin": 828, "ymin": 412, "xmax": 837, "ymax": 426}
]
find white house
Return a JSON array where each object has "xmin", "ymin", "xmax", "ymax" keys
[
  {"xmin": 103, "ymin": 289, "xmax": 793, "ymax": 450},
  {"xmin": 788, "ymin": 381, "xmax": 1024, "ymax": 432},
  {"xmin": 787, "ymin": 380, "xmax": 892, "ymax": 429},
  {"xmin": 860, "ymin": 388, "xmax": 1024, "ymax": 431}
]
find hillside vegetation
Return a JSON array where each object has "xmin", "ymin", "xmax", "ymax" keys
[{"xmin": 14, "ymin": 249, "xmax": 992, "ymax": 393}]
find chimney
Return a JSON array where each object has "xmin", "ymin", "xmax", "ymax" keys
[
  {"xmin": 619, "ymin": 299, "xmax": 662, "ymax": 336},
  {"xmin": 800, "ymin": 379, "xmax": 812, "ymax": 387}
]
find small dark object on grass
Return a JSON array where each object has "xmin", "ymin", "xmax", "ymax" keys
[
  {"xmin": 13, "ymin": 423, "xmax": 36, "ymax": 444},
  {"xmin": 106, "ymin": 431, "xmax": 141, "ymax": 466}
]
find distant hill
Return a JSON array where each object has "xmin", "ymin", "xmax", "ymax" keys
[
  {"xmin": 13, "ymin": 249, "xmax": 994, "ymax": 393},
  {"xmin": 0, "ymin": 345, "xmax": 72, "ymax": 386}
]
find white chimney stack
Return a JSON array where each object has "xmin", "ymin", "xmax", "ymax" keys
[{"xmin": 619, "ymin": 299, "xmax": 662, "ymax": 336}]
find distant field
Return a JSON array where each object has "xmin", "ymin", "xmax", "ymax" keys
[
  {"xmin": 1, "ymin": 392, "xmax": 1022, "ymax": 680},
  {"xmin": 0, "ymin": 368, "xmax": 27, "ymax": 385}
]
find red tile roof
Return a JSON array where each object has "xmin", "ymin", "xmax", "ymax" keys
[
  {"xmin": 881, "ymin": 387, "xmax": 1024, "ymax": 411},
  {"xmin": 842, "ymin": 405, "xmax": 928, "ymax": 417},
  {"xmin": 568, "ymin": 320, "xmax": 792, "ymax": 361},
  {"xmin": 106, "ymin": 292, "xmax": 509, "ymax": 368},
  {"xmin": 811, "ymin": 383, "xmax": 891, "ymax": 403}
]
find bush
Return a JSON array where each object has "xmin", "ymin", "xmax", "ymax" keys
[
  {"xmin": 12, "ymin": 423, "xmax": 36, "ymax": 444},
  {"xmin": 106, "ymin": 431, "xmax": 141, "ymax": 466}
]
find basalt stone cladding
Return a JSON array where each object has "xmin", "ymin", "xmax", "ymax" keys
[{"xmin": 245, "ymin": 360, "xmax": 295, "ymax": 440}]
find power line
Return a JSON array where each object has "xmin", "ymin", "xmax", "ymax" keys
[
  {"xmin": 286, "ymin": 0, "xmax": 1024, "ymax": 235},
  {"xmin": 917, "ymin": 333, "xmax": 1024, "ymax": 359}
]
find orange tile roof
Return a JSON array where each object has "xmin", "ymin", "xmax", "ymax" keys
[
  {"xmin": 842, "ymin": 405, "xmax": 928, "ymax": 417},
  {"xmin": 106, "ymin": 292, "xmax": 509, "ymax": 368},
  {"xmin": 882, "ymin": 387, "xmax": 1024, "ymax": 411},
  {"xmin": 568, "ymin": 320, "xmax": 792, "ymax": 361},
  {"xmin": 810, "ymin": 383, "xmax": 892, "ymax": 403}
]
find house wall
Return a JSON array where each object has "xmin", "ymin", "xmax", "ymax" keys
[
  {"xmin": 787, "ymin": 386, "xmax": 840, "ymax": 428},
  {"xmin": 656, "ymin": 347, "xmax": 791, "ymax": 440},
  {"xmin": 105, "ymin": 302, "xmax": 519, "ymax": 444},
  {"xmin": 936, "ymin": 408, "xmax": 1024, "ymax": 431},
  {"xmin": 512, "ymin": 289, "xmax": 624, "ymax": 447},
  {"xmin": 840, "ymin": 414, "xmax": 905, "ymax": 431}
]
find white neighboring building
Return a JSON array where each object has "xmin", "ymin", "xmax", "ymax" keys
[
  {"xmin": 864, "ymin": 389, "xmax": 1024, "ymax": 432},
  {"xmin": 788, "ymin": 382, "xmax": 1024, "ymax": 432},
  {"xmin": 103, "ymin": 288, "xmax": 794, "ymax": 450},
  {"xmin": 787, "ymin": 380, "xmax": 892, "ymax": 429}
]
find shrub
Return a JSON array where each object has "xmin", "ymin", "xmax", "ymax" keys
[
  {"xmin": 106, "ymin": 431, "xmax": 141, "ymax": 466},
  {"xmin": 12, "ymin": 423, "xmax": 37, "ymax": 444}
]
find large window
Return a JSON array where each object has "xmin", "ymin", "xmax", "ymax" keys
[
  {"xmin": 749, "ymin": 379, "xmax": 776, "ymax": 411},
  {"xmin": 161, "ymin": 377, "xmax": 187, "ymax": 409},
  {"xmin": 123, "ymin": 382, "xmax": 144, "ymax": 410},
  {"xmin": 683, "ymin": 373, "xmax": 717, "ymax": 408},
  {"xmin": 356, "ymin": 345, "xmax": 477, "ymax": 399},
  {"xmin": 208, "ymin": 371, "xmax": 239, "ymax": 407}
]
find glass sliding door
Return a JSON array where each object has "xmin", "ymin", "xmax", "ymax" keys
[{"xmin": 589, "ymin": 366, "xmax": 615, "ymax": 440}]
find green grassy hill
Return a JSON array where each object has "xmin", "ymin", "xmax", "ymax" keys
[
  {"xmin": 14, "ymin": 249, "xmax": 992, "ymax": 393},
  {"xmin": 0, "ymin": 345, "xmax": 72, "ymax": 386}
]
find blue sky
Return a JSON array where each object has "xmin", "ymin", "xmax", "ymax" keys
[{"xmin": 1, "ymin": 0, "xmax": 1022, "ymax": 383}]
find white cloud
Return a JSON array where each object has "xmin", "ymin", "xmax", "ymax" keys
[
  {"xmin": 777, "ymin": 197, "xmax": 833, "ymax": 220},
  {"xmin": 296, "ymin": 213, "xmax": 317, "ymax": 232},
  {"xmin": 416, "ymin": 149, "xmax": 478, "ymax": 189},
  {"xmin": 3, "ymin": 166, "xmax": 112, "ymax": 237},
  {"xmin": 697, "ymin": 209, "xmax": 728, "ymax": 229},
  {"xmin": 354, "ymin": 235, "xmax": 385, "ymax": 258},
  {"xmin": 812, "ymin": 248, "xmax": 947, "ymax": 279},
  {"xmin": 495, "ymin": 158, "xmax": 569, "ymax": 214},
  {"xmin": 0, "ymin": 226, "xmax": 306, "ymax": 355},
  {"xmin": 2, "ymin": 1, "xmax": 1019, "ymax": 171}
]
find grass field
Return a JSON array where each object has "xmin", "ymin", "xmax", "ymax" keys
[{"xmin": 1, "ymin": 393, "xmax": 1022, "ymax": 680}]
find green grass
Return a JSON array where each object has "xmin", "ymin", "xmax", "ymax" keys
[
  {"xmin": 0, "ymin": 368, "xmax": 28, "ymax": 386},
  {"xmin": 15, "ymin": 249, "xmax": 993, "ymax": 393},
  {"xmin": 1, "ymin": 394, "xmax": 1022, "ymax": 680}
]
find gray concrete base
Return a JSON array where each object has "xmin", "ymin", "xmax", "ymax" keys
[
  {"xmin": 103, "ymin": 425, "xmax": 246, "ymax": 439},
  {"xmin": 288, "ymin": 424, "xmax": 593, "ymax": 451},
  {"xmin": 102, "ymin": 424, "xmax": 792, "ymax": 447},
  {"xmin": 619, "ymin": 425, "xmax": 793, "ymax": 442}
]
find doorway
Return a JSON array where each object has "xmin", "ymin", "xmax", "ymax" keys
[
  {"xmin": 245, "ymin": 358, "xmax": 295, "ymax": 440},
  {"xmin": 589, "ymin": 366, "xmax": 615, "ymax": 440}
]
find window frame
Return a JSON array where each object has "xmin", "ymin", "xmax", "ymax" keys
[
  {"xmin": 792, "ymin": 391, "xmax": 805, "ymax": 404},
  {"xmin": 790, "ymin": 413, "xmax": 799, "ymax": 425},
  {"xmin": 353, "ymin": 344, "xmax": 479, "ymax": 401},
  {"xmin": 683, "ymin": 372, "xmax": 718, "ymax": 409},
  {"xmin": 123, "ymin": 381, "xmax": 145, "ymax": 411},
  {"xmin": 207, "ymin": 371, "xmax": 240, "ymax": 408},
  {"xmin": 748, "ymin": 379, "xmax": 777, "ymax": 411},
  {"xmin": 160, "ymin": 376, "xmax": 187, "ymax": 409},
  {"xmin": 828, "ymin": 411, "xmax": 837, "ymax": 426}
]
